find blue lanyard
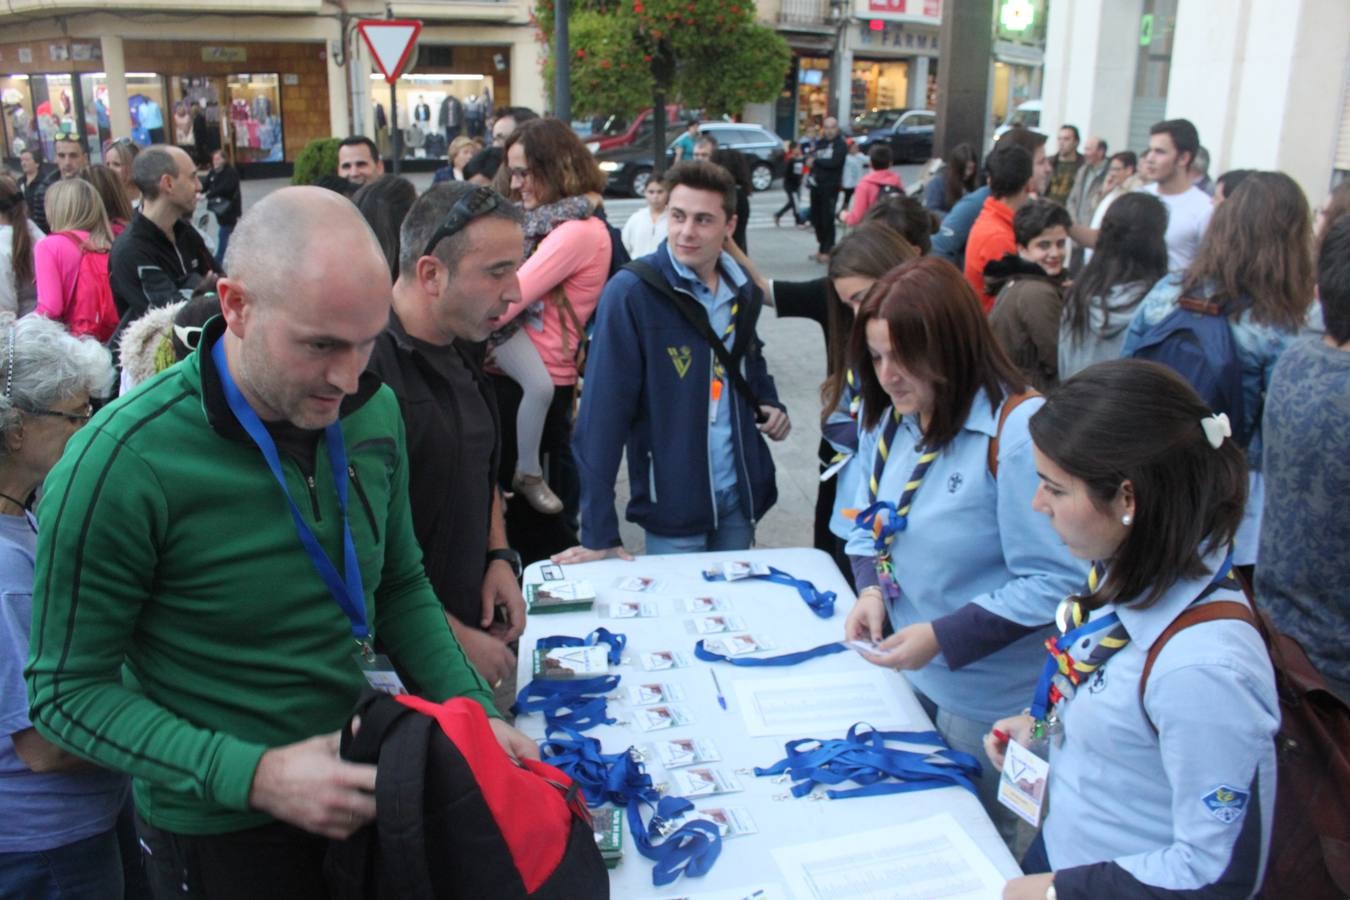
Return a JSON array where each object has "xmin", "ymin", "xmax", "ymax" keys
[
  {"xmin": 535, "ymin": 628, "xmax": 627, "ymax": 666},
  {"xmin": 540, "ymin": 729, "xmax": 722, "ymax": 886},
  {"xmin": 511, "ymin": 674, "xmax": 620, "ymax": 732},
  {"xmin": 211, "ymin": 338, "xmax": 369, "ymax": 647},
  {"xmin": 753, "ymin": 724, "xmax": 982, "ymax": 799},
  {"xmin": 694, "ymin": 639, "xmax": 849, "ymax": 667},
  {"xmin": 702, "ymin": 566, "xmax": 837, "ymax": 618}
]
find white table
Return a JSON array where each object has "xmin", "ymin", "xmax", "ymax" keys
[{"xmin": 515, "ymin": 548, "xmax": 1022, "ymax": 899}]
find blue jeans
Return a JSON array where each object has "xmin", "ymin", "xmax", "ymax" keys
[
  {"xmin": 214, "ymin": 224, "xmax": 233, "ymax": 271},
  {"xmin": 0, "ymin": 828, "xmax": 123, "ymax": 899},
  {"xmin": 644, "ymin": 488, "xmax": 754, "ymax": 555}
]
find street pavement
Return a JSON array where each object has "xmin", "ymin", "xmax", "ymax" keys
[{"xmin": 240, "ymin": 164, "xmax": 925, "ymax": 551}]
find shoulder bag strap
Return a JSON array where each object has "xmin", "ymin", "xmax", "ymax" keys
[
  {"xmin": 987, "ymin": 389, "xmax": 1041, "ymax": 478},
  {"xmin": 1139, "ymin": 600, "xmax": 1258, "ymax": 733},
  {"xmin": 624, "ymin": 260, "xmax": 767, "ymax": 423}
]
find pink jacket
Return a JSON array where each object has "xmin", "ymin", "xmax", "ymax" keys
[
  {"xmin": 842, "ymin": 170, "xmax": 905, "ymax": 226},
  {"xmin": 34, "ymin": 229, "xmax": 93, "ymax": 321},
  {"xmin": 500, "ymin": 216, "xmax": 611, "ymax": 386}
]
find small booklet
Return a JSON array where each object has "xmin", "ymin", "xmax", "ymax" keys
[
  {"xmin": 591, "ymin": 806, "xmax": 624, "ymax": 867},
  {"xmin": 525, "ymin": 580, "xmax": 596, "ymax": 614},
  {"xmin": 531, "ymin": 644, "xmax": 610, "ymax": 679}
]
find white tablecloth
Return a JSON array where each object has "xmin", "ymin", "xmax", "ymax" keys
[{"xmin": 515, "ymin": 548, "xmax": 1023, "ymax": 898}]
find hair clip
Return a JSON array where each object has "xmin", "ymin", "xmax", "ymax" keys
[{"xmin": 1201, "ymin": 412, "xmax": 1232, "ymax": 449}]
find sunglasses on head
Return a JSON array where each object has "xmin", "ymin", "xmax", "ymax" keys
[{"xmin": 422, "ymin": 186, "xmax": 501, "ymax": 258}]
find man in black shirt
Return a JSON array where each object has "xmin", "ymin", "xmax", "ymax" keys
[
  {"xmin": 366, "ymin": 183, "xmax": 528, "ymax": 694},
  {"xmin": 807, "ymin": 116, "xmax": 847, "ymax": 262},
  {"xmin": 109, "ymin": 145, "xmax": 214, "ymax": 348}
]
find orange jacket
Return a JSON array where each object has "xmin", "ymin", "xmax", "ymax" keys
[{"xmin": 963, "ymin": 196, "xmax": 1016, "ymax": 313}]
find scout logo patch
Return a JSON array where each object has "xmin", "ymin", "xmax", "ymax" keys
[
  {"xmin": 668, "ymin": 346, "xmax": 692, "ymax": 378},
  {"xmin": 1201, "ymin": 785, "xmax": 1249, "ymax": 824}
]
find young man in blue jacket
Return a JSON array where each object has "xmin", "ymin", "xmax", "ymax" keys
[{"xmin": 556, "ymin": 161, "xmax": 790, "ymax": 562}]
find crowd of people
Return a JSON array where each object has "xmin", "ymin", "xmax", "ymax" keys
[{"xmin": 0, "ymin": 103, "xmax": 1346, "ymax": 900}]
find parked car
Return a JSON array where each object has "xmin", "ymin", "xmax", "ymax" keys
[
  {"xmin": 595, "ymin": 121, "xmax": 786, "ymax": 196},
  {"xmin": 855, "ymin": 108, "xmax": 936, "ymax": 163},
  {"xmin": 992, "ymin": 99, "xmax": 1043, "ymax": 144},
  {"xmin": 585, "ymin": 105, "xmax": 686, "ymax": 154},
  {"xmin": 851, "ymin": 107, "xmax": 905, "ymax": 135}
]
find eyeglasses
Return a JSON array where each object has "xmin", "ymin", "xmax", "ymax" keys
[
  {"xmin": 421, "ymin": 186, "xmax": 501, "ymax": 258},
  {"xmin": 20, "ymin": 403, "xmax": 94, "ymax": 425}
]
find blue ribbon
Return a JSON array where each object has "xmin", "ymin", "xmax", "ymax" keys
[
  {"xmin": 702, "ymin": 566, "xmax": 837, "ymax": 618},
  {"xmin": 693, "ymin": 639, "xmax": 850, "ymax": 667},
  {"xmin": 541, "ymin": 729, "xmax": 722, "ymax": 886},
  {"xmin": 753, "ymin": 723, "xmax": 982, "ymax": 799},
  {"xmin": 512, "ymin": 675, "xmax": 620, "ymax": 731},
  {"xmin": 211, "ymin": 339, "xmax": 368, "ymax": 644}
]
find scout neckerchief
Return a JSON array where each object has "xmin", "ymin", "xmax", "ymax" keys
[
  {"xmin": 844, "ymin": 407, "xmax": 938, "ymax": 600},
  {"xmin": 211, "ymin": 338, "xmax": 371, "ymax": 657},
  {"xmin": 1030, "ymin": 550, "xmax": 1237, "ymax": 739}
]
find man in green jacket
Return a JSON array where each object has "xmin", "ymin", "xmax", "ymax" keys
[{"xmin": 26, "ymin": 186, "xmax": 537, "ymax": 897}]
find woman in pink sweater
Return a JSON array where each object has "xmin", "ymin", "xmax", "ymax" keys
[
  {"xmin": 492, "ymin": 118, "xmax": 612, "ymax": 514},
  {"xmin": 33, "ymin": 179, "xmax": 118, "ymax": 342},
  {"xmin": 840, "ymin": 144, "xmax": 905, "ymax": 227}
]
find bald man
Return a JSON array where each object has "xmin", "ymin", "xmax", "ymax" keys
[{"xmin": 27, "ymin": 187, "xmax": 538, "ymax": 898}]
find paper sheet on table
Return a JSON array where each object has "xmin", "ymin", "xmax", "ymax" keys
[
  {"xmin": 732, "ymin": 670, "xmax": 919, "ymax": 737},
  {"xmin": 638, "ymin": 885, "xmax": 788, "ymax": 900},
  {"xmin": 771, "ymin": 813, "xmax": 1006, "ymax": 900}
]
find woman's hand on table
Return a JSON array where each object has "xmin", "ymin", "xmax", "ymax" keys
[{"xmin": 865, "ymin": 622, "xmax": 940, "ymax": 670}]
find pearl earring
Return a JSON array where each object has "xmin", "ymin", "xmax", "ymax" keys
[{"xmin": 1121, "ymin": 514, "xmax": 1133, "ymax": 526}]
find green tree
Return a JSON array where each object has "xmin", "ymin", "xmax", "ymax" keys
[{"xmin": 536, "ymin": 0, "xmax": 791, "ymax": 120}]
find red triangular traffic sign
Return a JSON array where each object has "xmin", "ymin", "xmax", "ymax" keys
[{"xmin": 357, "ymin": 19, "xmax": 422, "ymax": 84}]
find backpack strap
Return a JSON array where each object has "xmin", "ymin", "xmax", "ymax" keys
[
  {"xmin": 624, "ymin": 260, "xmax": 768, "ymax": 424},
  {"xmin": 987, "ymin": 389, "xmax": 1040, "ymax": 478},
  {"xmin": 1177, "ymin": 296, "xmax": 1223, "ymax": 316},
  {"xmin": 1139, "ymin": 599, "xmax": 1258, "ymax": 732}
]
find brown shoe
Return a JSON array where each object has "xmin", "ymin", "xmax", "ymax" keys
[{"xmin": 512, "ymin": 471, "xmax": 564, "ymax": 515}]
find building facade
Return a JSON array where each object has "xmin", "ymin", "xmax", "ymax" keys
[
  {"xmin": 0, "ymin": 0, "xmax": 545, "ymax": 175},
  {"xmin": 1039, "ymin": 0, "xmax": 1349, "ymax": 203}
]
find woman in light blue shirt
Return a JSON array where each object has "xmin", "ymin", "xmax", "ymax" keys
[
  {"xmin": 990, "ymin": 360, "xmax": 1277, "ymax": 900},
  {"xmin": 842, "ymin": 256, "xmax": 1084, "ymax": 846}
]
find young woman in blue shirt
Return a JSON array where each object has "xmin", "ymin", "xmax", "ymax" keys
[
  {"xmin": 989, "ymin": 360, "xmax": 1278, "ymax": 899},
  {"xmin": 842, "ymin": 256, "xmax": 1084, "ymax": 846}
]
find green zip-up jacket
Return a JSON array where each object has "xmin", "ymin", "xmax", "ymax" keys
[{"xmin": 26, "ymin": 318, "xmax": 496, "ymax": 835}]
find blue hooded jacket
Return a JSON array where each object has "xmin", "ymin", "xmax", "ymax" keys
[{"xmin": 574, "ymin": 242, "xmax": 782, "ymax": 547}]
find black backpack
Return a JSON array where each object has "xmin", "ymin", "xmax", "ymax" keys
[
  {"xmin": 875, "ymin": 182, "xmax": 902, "ymax": 199},
  {"xmin": 325, "ymin": 691, "xmax": 609, "ymax": 900}
]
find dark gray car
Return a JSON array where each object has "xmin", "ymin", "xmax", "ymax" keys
[{"xmin": 595, "ymin": 121, "xmax": 786, "ymax": 196}]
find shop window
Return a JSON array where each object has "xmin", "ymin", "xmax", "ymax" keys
[
  {"xmin": 79, "ymin": 72, "xmax": 167, "ymax": 158},
  {"xmin": 2, "ymin": 76, "xmax": 36, "ymax": 159},
  {"xmin": 371, "ymin": 73, "xmax": 494, "ymax": 161},
  {"xmin": 228, "ymin": 74, "xmax": 284, "ymax": 163}
]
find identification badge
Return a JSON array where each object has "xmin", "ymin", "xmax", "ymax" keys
[
  {"xmin": 685, "ymin": 614, "xmax": 746, "ymax": 635},
  {"xmin": 680, "ymin": 595, "xmax": 729, "ymax": 613},
  {"xmin": 634, "ymin": 704, "xmax": 693, "ymax": 732},
  {"xmin": 668, "ymin": 767, "xmax": 743, "ymax": 797},
  {"xmin": 640, "ymin": 650, "xmax": 691, "ymax": 671},
  {"xmin": 354, "ymin": 653, "xmax": 408, "ymax": 695},
  {"xmin": 996, "ymin": 739, "xmax": 1050, "ymax": 827}
]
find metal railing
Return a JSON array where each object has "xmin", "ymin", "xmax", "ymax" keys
[{"xmin": 777, "ymin": 0, "xmax": 832, "ymax": 27}]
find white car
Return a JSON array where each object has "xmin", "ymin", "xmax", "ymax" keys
[{"xmin": 992, "ymin": 99, "xmax": 1042, "ymax": 145}]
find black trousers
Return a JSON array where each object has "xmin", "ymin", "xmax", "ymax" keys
[
  {"xmin": 776, "ymin": 179, "xmax": 804, "ymax": 223},
  {"xmin": 136, "ymin": 814, "xmax": 329, "ymax": 899},
  {"xmin": 810, "ymin": 183, "xmax": 841, "ymax": 253}
]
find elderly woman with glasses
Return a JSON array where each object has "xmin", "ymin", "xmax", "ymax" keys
[{"xmin": 0, "ymin": 315, "xmax": 125, "ymax": 896}]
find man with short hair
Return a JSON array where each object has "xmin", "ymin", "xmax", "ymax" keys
[
  {"xmin": 556, "ymin": 161, "xmax": 790, "ymax": 563},
  {"xmin": 673, "ymin": 119, "xmax": 700, "ymax": 162},
  {"xmin": 490, "ymin": 107, "xmax": 537, "ymax": 148},
  {"xmin": 18, "ymin": 148, "xmax": 59, "ymax": 233},
  {"xmin": 53, "ymin": 137, "xmax": 87, "ymax": 180},
  {"xmin": 932, "ymin": 126, "xmax": 1048, "ymax": 267},
  {"xmin": 1044, "ymin": 125, "xmax": 1082, "ymax": 205},
  {"xmin": 806, "ymin": 116, "xmax": 848, "ymax": 263},
  {"xmin": 692, "ymin": 134, "xmax": 717, "ymax": 163},
  {"xmin": 963, "ymin": 143, "xmax": 1035, "ymax": 312},
  {"xmin": 1065, "ymin": 135, "xmax": 1109, "ymax": 271},
  {"xmin": 337, "ymin": 136, "xmax": 383, "ymax": 187},
  {"xmin": 366, "ymin": 184, "xmax": 529, "ymax": 696},
  {"xmin": 1074, "ymin": 150, "xmax": 1136, "ymax": 264},
  {"xmin": 203, "ymin": 148, "xmax": 242, "ymax": 269},
  {"xmin": 27, "ymin": 187, "xmax": 537, "ymax": 898},
  {"xmin": 109, "ymin": 145, "xmax": 215, "ymax": 337},
  {"xmin": 1190, "ymin": 145, "xmax": 1214, "ymax": 196},
  {"xmin": 1142, "ymin": 118, "xmax": 1213, "ymax": 271}
]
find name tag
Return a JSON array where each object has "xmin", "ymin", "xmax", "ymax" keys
[
  {"xmin": 354, "ymin": 652, "xmax": 408, "ymax": 695},
  {"xmin": 997, "ymin": 739, "xmax": 1050, "ymax": 827}
]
